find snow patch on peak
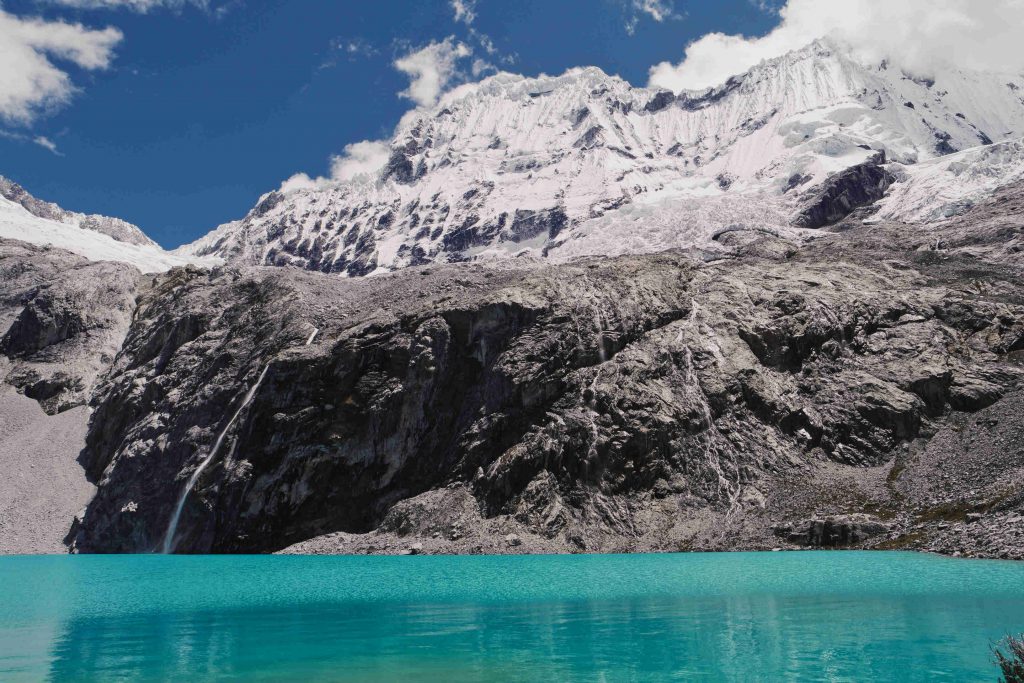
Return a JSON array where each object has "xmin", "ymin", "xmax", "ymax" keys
[
  {"xmin": 0, "ymin": 176, "xmax": 218, "ymax": 273},
  {"xmin": 0, "ymin": 176, "xmax": 157, "ymax": 247},
  {"xmin": 874, "ymin": 138, "xmax": 1024, "ymax": 223},
  {"xmin": 183, "ymin": 39, "xmax": 1024, "ymax": 277}
]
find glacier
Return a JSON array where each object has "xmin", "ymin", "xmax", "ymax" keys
[{"xmin": 176, "ymin": 38, "xmax": 1024, "ymax": 276}]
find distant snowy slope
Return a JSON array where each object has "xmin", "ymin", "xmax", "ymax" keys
[
  {"xmin": 0, "ymin": 176, "xmax": 158, "ymax": 248},
  {"xmin": 0, "ymin": 195, "xmax": 217, "ymax": 273},
  {"xmin": 875, "ymin": 139, "xmax": 1024, "ymax": 222},
  {"xmin": 179, "ymin": 38, "xmax": 1024, "ymax": 276}
]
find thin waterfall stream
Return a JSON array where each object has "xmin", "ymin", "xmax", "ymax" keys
[{"xmin": 160, "ymin": 325, "xmax": 319, "ymax": 553}]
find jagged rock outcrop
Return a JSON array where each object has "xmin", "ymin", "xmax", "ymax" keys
[
  {"xmin": 0, "ymin": 240, "xmax": 140, "ymax": 414},
  {"xmin": 775, "ymin": 515, "xmax": 890, "ymax": 547},
  {"xmin": 71, "ymin": 204, "xmax": 1024, "ymax": 553},
  {"xmin": 795, "ymin": 155, "xmax": 896, "ymax": 228}
]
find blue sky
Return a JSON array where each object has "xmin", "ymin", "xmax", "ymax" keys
[{"xmin": 0, "ymin": 0, "xmax": 780, "ymax": 248}]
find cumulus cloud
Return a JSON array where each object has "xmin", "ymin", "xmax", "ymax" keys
[
  {"xmin": 394, "ymin": 37, "xmax": 472, "ymax": 108},
  {"xmin": 278, "ymin": 140, "xmax": 391, "ymax": 192},
  {"xmin": 649, "ymin": 0, "xmax": 1024, "ymax": 92},
  {"xmin": 277, "ymin": 172, "xmax": 317, "ymax": 193},
  {"xmin": 450, "ymin": 0, "xmax": 476, "ymax": 25},
  {"xmin": 0, "ymin": 9, "xmax": 122, "ymax": 125},
  {"xmin": 329, "ymin": 140, "xmax": 391, "ymax": 183}
]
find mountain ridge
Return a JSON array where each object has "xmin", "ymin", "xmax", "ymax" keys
[
  {"xmin": 2, "ymin": 38, "xmax": 1023, "ymax": 274},
  {"xmin": 175, "ymin": 38, "xmax": 1024, "ymax": 275},
  {"xmin": 0, "ymin": 176, "xmax": 219, "ymax": 273},
  {"xmin": 2, "ymin": 39, "xmax": 1023, "ymax": 559},
  {"xmin": 0, "ymin": 176, "xmax": 156, "ymax": 248}
]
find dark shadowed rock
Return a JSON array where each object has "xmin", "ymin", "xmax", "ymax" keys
[
  {"xmin": 68, "ymin": 218, "xmax": 1024, "ymax": 553},
  {"xmin": 794, "ymin": 156, "xmax": 895, "ymax": 228},
  {"xmin": 775, "ymin": 515, "xmax": 890, "ymax": 547},
  {"xmin": 644, "ymin": 91, "xmax": 675, "ymax": 113}
]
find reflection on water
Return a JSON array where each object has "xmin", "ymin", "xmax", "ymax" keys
[
  {"xmin": 0, "ymin": 552, "xmax": 1021, "ymax": 682},
  {"xmin": 43, "ymin": 593, "xmax": 1016, "ymax": 681}
]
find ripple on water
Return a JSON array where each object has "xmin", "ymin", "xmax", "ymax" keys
[{"xmin": 1, "ymin": 551, "xmax": 1022, "ymax": 681}]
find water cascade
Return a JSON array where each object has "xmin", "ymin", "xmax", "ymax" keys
[{"xmin": 160, "ymin": 325, "xmax": 319, "ymax": 553}]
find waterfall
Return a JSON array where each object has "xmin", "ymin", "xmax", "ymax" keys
[
  {"xmin": 160, "ymin": 364, "xmax": 270, "ymax": 553},
  {"xmin": 160, "ymin": 324, "xmax": 319, "ymax": 554}
]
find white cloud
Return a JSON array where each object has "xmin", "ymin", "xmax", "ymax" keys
[
  {"xmin": 341, "ymin": 38, "xmax": 376, "ymax": 58},
  {"xmin": 450, "ymin": 0, "xmax": 476, "ymax": 25},
  {"xmin": 321, "ymin": 36, "xmax": 378, "ymax": 69},
  {"xmin": 471, "ymin": 58, "xmax": 494, "ymax": 78},
  {"xmin": 0, "ymin": 9, "xmax": 122, "ymax": 125},
  {"xmin": 41, "ymin": 0, "xmax": 210, "ymax": 11},
  {"xmin": 33, "ymin": 135, "xmax": 61, "ymax": 154},
  {"xmin": 278, "ymin": 172, "xmax": 316, "ymax": 193},
  {"xmin": 394, "ymin": 37, "xmax": 472, "ymax": 108},
  {"xmin": 279, "ymin": 37, "xmax": 479, "ymax": 193},
  {"xmin": 279, "ymin": 30, "xmax": 491, "ymax": 194},
  {"xmin": 329, "ymin": 140, "xmax": 391, "ymax": 183},
  {"xmin": 634, "ymin": 0, "xmax": 675, "ymax": 22},
  {"xmin": 649, "ymin": 0, "xmax": 1024, "ymax": 92},
  {"xmin": 470, "ymin": 28, "xmax": 497, "ymax": 55},
  {"xmin": 0, "ymin": 128, "xmax": 63, "ymax": 155},
  {"xmin": 278, "ymin": 140, "xmax": 391, "ymax": 192},
  {"xmin": 625, "ymin": 0, "xmax": 679, "ymax": 35}
]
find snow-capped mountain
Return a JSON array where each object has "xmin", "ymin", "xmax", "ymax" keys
[
  {"xmin": 179, "ymin": 38, "xmax": 1024, "ymax": 275},
  {"xmin": 0, "ymin": 176, "xmax": 156, "ymax": 247},
  {"xmin": 0, "ymin": 177, "xmax": 217, "ymax": 273}
]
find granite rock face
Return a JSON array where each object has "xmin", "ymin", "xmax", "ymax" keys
[
  {"xmin": 775, "ymin": 515, "xmax": 891, "ymax": 547},
  {"xmin": 67, "ymin": 194, "xmax": 1024, "ymax": 553},
  {"xmin": 0, "ymin": 240, "xmax": 140, "ymax": 414}
]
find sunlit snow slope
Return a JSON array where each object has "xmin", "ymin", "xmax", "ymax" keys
[
  {"xmin": 0, "ymin": 194, "xmax": 217, "ymax": 274},
  {"xmin": 179, "ymin": 38, "xmax": 1024, "ymax": 276}
]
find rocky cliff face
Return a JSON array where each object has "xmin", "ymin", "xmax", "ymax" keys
[
  {"xmin": 0, "ymin": 240, "xmax": 140, "ymax": 415},
  {"xmin": 66, "ymin": 187, "xmax": 1024, "ymax": 554},
  {"xmin": 794, "ymin": 154, "xmax": 896, "ymax": 228},
  {"xmin": 4, "ymin": 38, "xmax": 1024, "ymax": 558}
]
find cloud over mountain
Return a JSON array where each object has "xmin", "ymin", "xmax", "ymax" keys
[
  {"xmin": 394, "ymin": 37, "xmax": 473, "ymax": 108},
  {"xmin": 649, "ymin": 0, "xmax": 1024, "ymax": 92}
]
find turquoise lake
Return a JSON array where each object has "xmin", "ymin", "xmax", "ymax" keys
[{"xmin": 1, "ymin": 551, "xmax": 1023, "ymax": 681}]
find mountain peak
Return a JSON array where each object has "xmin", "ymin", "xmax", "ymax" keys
[{"xmin": 156, "ymin": 40, "xmax": 1024, "ymax": 277}]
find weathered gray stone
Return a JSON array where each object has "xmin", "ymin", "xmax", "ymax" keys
[{"xmin": 775, "ymin": 515, "xmax": 890, "ymax": 547}]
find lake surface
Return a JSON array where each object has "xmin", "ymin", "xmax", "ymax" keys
[{"xmin": 1, "ymin": 551, "xmax": 1022, "ymax": 681}]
